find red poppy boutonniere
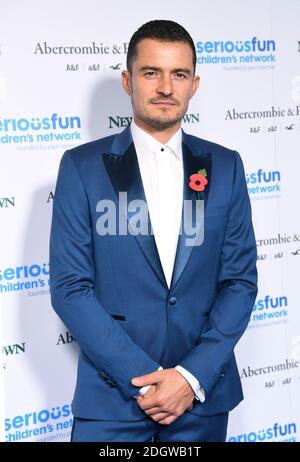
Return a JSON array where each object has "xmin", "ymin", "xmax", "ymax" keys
[{"xmin": 189, "ymin": 169, "xmax": 208, "ymax": 199}]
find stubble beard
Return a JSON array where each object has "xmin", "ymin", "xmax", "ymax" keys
[{"xmin": 135, "ymin": 104, "xmax": 187, "ymax": 131}]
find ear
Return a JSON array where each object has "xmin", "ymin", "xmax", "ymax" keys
[
  {"xmin": 122, "ymin": 70, "xmax": 131, "ymax": 96},
  {"xmin": 190, "ymin": 74, "xmax": 200, "ymax": 99}
]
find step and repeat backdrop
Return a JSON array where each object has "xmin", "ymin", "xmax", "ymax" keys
[{"xmin": 1, "ymin": 0, "xmax": 300, "ymax": 443}]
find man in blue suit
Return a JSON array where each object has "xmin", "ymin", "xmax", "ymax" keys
[{"xmin": 50, "ymin": 20, "xmax": 257, "ymax": 442}]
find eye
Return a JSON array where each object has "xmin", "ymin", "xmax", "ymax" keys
[
  {"xmin": 175, "ymin": 72, "xmax": 187, "ymax": 79},
  {"xmin": 144, "ymin": 71, "xmax": 158, "ymax": 78}
]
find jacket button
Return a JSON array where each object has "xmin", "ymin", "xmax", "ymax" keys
[{"xmin": 169, "ymin": 297, "xmax": 177, "ymax": 305}]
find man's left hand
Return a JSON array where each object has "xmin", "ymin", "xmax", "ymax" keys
[{"xmin": 131, "ymin": 368, "xmax": 195, "ymax": 425}]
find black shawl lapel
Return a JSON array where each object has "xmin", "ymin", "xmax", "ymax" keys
[
  {"xmin": 169, "ymin": 139, "xmax": 211, "ymax": 290},
  {"xmin": 103, "ymin": 131, "xmax": 168, "ymax": 289}
]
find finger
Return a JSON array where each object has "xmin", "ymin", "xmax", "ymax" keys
[
  {"xmin": 137, "ymin": 398, "xmax": 158, "ymax": 411},
  {"xmin": 144, "ymin": 406, "xmax": 164, "ymax": 416},
  {"xmin": 131, "ymin": 371, "xmax": 162, "ymax": 387},
  {"xmin": 149, "ymin": 412, "xmax": 171, "ymax": 422},
  {"xmin": 142, "ymin": 385, "xmax": 157, "ymax": 399},
  {"xmin": 137, "ymin": 396, "xmax": 164, "ymax": 411},
  {"xmin": 157, "ymin": 415, "xmax": 178, "ymax": 425}
]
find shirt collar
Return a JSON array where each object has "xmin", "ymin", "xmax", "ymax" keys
[{"xmin": 130, "ymin": 119, "xmax": 182, "ymax": 160}]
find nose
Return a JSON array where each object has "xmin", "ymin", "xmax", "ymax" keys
[{"xmin": 156, "ymin": 74, "xmax": 173, "ymax": 96}]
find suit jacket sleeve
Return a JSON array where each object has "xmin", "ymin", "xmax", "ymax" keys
[
  {"xmin": 178, "ymin": 151, "xmax": 258, "ymax": 396},
  {"xmin": 49, "ymin": 150, "xmax": 160, "ymax": 401}
]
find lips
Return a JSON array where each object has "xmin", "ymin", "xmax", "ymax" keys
[
  {"xmin": 152, "ymin": 101, "xmax": 177, "ymax": 106},
  {"xmin": 152, "ymin": 101, "xmax": 178, "ymax": 106}
]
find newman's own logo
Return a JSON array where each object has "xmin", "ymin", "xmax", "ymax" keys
[
  {"xmin": 108, "ymin": 113, "xmax": 200, "ymax": 129},
  {"xmin": 0, "ymin": 197, "xmax": 15, "ymax": 208},
  {"xmin": 2, "ymin": 343, "xmax": 25, "ymax": 356}
]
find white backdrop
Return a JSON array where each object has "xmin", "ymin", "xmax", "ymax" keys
[{"xmin": 1, "ymin": 0, "xmax": 300, "ymax": 442}]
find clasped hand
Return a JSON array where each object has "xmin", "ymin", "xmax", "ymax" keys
[{"xmin": 131, "ymin": 368, "xmax": 195, "ymax": 426}]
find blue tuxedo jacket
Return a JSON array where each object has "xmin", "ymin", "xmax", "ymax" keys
[{"xmin": 50, "ymin": 126, "xmax": 258, "ymax": 421}]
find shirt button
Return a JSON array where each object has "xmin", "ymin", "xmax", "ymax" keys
[
  {"xmin": 160, "ymin": 147, "xmax": 164, "ymax": 151},
  {"xmin": 169, "ymin": 297, "xmax": 177, "ymax": 305}
]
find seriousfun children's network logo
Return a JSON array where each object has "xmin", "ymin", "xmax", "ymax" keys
[
  {"xmin": 228, "ymin": 421, "xmax": 297, "ymax": 442},
  {"xmin": 0, "ymin": 262, "xmax": 50, "ymax": 296},
  {"xmin": 0, "ymin": 113, "xmax": 82, "ymax": 145},
  {"xmin": 246, "ymin": 169, "xmax": 281, "ymax": 200},
  {"xmin": 249, "ymin": 294, "xmax": 288, "ymax": 327},
  {"xmin": 196, "ymin": 37, "xmax": 276, "ymax": 67},
  {"xmin": 5, "ymin": 404, "xmax": 73, "ymax": 442}
]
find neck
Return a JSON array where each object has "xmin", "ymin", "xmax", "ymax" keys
[{"xmin": 133, "ymin": 117, "xmax": 181, "ymax": 144}]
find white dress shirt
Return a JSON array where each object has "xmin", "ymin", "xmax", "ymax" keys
[{"xmin": 130, "ymin": 120, "xmax": 205, "ymax": 403}]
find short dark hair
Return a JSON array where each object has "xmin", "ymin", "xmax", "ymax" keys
[{"xmin": 126, "ymin": 20, "xmax": 196, "ymax": 74}]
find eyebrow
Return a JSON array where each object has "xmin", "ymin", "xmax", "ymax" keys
[{"xmin": 139, "ymin": 66, "xmax": 192, "ymax": 75}]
